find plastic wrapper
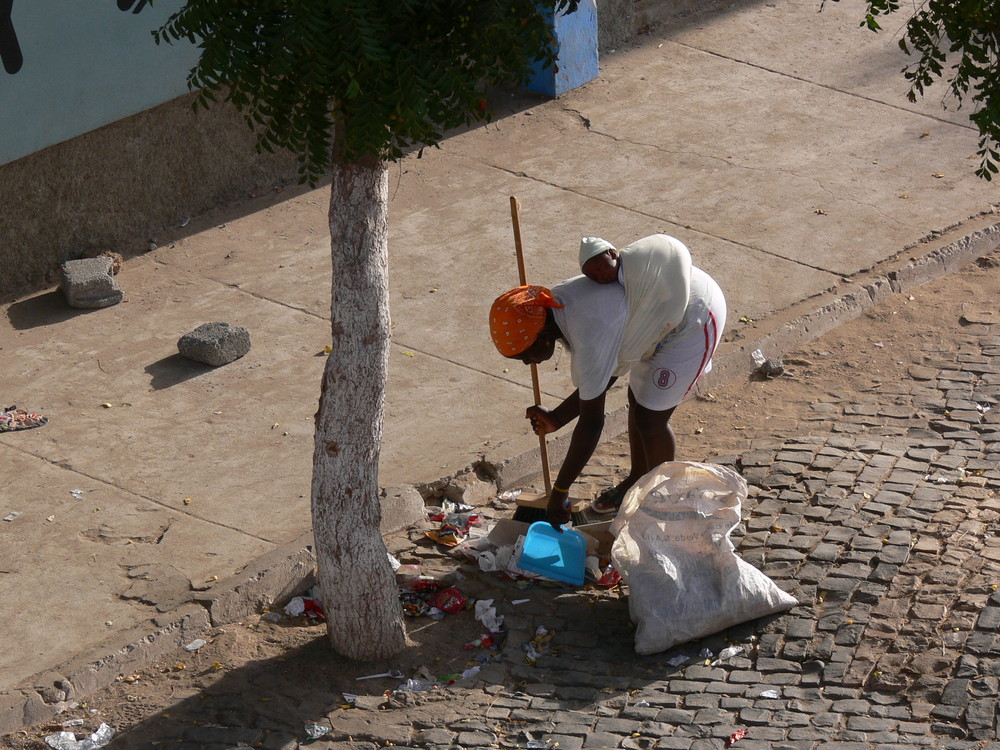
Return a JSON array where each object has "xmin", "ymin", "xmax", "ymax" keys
[
  {"xmin": 304, "ymin": 724, "xmax": 330, "ymax": 740},
  {"xmin": 284, "ymin": 596, "xmax": 325, "ymax": 619},
  {"xmin": 474, "ymin": 599, "xmax": 504, "ymax": 632},
  {"xmin": 424, "ymin": 523, "xmax": 465, "ymax": 547},
  {"xmin": 44, "ymin": 723, "xmax": 114, "ymax": 750},
  {"xmin": 427, "ymin": 586, "xmax": 467, "ymax": 613},
  {"xmin": 725, "ymin": 728, "xmax": 748, "ymax": 747},
  {"xmin": 400, "ymin": 592, "xmax": 429, "ymax": 617}
]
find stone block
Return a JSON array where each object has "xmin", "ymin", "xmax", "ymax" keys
[
  {"xmin": 380, "ymin": 484, "xmax": 425, "ymax": 534},
  {"xmin": 442, "ymin": 470, "xmax": 498, "ymax": 507},
  {"xmin": 177, "ymin": 321, "xmax": 251, "ymax": 366},
  {"xmin": 60, "ymin": 256, "xmax": 124, "ymax": 308}
]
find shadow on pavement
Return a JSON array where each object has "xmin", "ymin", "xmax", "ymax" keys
[
  {"xmin": 5, "ymin": 291, "xmax": 89, "ymax": 330},
  {"xmin": 144, "ymin": 353, "xmax": 215, "ymax": 390}
]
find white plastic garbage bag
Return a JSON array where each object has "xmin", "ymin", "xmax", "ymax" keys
[{"xmin": 611, "ymin": 461, "xmax": 798, "ymax": 655}]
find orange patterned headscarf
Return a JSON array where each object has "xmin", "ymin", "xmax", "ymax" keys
[{"xmin": 489, "ymin": 285, "xmax": 563, "ymax": 357}]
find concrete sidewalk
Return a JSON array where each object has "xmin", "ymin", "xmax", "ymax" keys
[{"xmin": 1, "ymin": 0, "xmax": 999, "ymax": 732}]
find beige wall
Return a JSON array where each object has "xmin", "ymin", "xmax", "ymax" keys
[{"xmin": 0, "ymin": 92, "xmax": 300, "ymax": 301}]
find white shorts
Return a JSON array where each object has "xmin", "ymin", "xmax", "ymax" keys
[{"xmin": 627, "ymin": 276, "xmax": 727, "ymax": 412}]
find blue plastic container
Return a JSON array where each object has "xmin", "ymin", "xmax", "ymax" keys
[{"xmin": 518, "ymin": 521, "xmax": 587, "ymax": 586}]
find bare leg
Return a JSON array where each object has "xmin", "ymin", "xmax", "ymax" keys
[
  {"xmin": 631, "ymin": 396, "xmax": 677, "ymax": 469},
  {"xmin": 592, "ymin": 390, "xmax": 677, "ymax": 513}
]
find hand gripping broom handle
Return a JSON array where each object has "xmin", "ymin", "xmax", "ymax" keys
[{"xmin": 509, "ymin": 196, "xmax": 553, "ymax": 496}]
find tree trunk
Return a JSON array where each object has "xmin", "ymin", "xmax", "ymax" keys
[{"xmin": 312, "ymin": 123, "xmax": 407, "ymax": 660}]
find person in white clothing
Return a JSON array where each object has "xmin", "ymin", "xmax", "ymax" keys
[{"xmin": 488, "ymin": 239, "xmax": 726, "ymax": 527}]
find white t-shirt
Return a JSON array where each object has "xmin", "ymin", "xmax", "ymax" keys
[
  {"xmin": 551, "ymin": 276, "xmax": 627, "ymax": 401},
  {"xmin": 552, "ymin": 266, "xmax": 719, "ymax": 400}
]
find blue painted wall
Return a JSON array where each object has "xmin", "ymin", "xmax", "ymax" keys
[
  {"xmin": 527, "ymin": 0, "xmax": 600, "ymax": 97},
  {"xmin": 0, "ymin": 1, "xmax": 198, "ymax": 165}
]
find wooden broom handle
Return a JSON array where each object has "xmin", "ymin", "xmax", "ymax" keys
[{"xmin": 509, "ymin": 196, "xmax": 553, "ymax": 496}]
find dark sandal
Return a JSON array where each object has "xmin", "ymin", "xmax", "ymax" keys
[{"xmin": 590, "ymin": 483, "xmax": 632, "ymax": 515}]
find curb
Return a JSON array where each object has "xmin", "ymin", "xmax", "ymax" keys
[{"xmin": 0, "ymin": 536, "xmax": 317, "ymax": 735}]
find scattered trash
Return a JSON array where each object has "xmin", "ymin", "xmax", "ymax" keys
[
  {"xmin": 62, "ymin": 720, "xmax": 84, "ymax": 728},
  {"xmin": 399, "ymin": 578, "xmax": 469, "ymax": 619},
  {"xmin": 427, "ymin": 586, "xmax": 468, "ymax": 614},
  {"xmin": 304, "ymin": 724, "xmax": 330, "ymax": 740},
  {"xmin": 183, "ymin": 639, "xmax": 207, "ymax": 652},
  {"xmin": 923, "ymin": 474, "xmax": 954, "ymax": 484},
  {"xmin": 522, "ymin": 625, "xmax": 555, "ymax": 665},
  {"xmin": 699, "ymin": 648, "xmax": 714, "ymax": 660},
  {"xmin": 427, "ymin": 499, "xmax": 475, "ymax": 518},
  {"xmin": 356, "ymin": 669, "xmax": 404, "ymax": 681},
  {"xmin": 70, "ymin": 490, "xmax": 84, "ymax": 500},
  {"xmin": 397, "ymin": 678, "xmax": 438, "ymax": 692},
  {"xmin": 750, "ymin": 349, "xmax": 784, "ymax": 378},
  {"xmin": 760, "ymin": 689, "xmax": 780, "ymax": 699},
  {"xmin": 498, "ymin": 489, "xmax": 523, "ymax": 501},
  {"xmin": 44, "ymin": 723, "xmax": 114, "ymax": 750},
  {"xmin": 725, "ymin": 728, "xmax": 748, "ymax": 747},
  {"xmin": 666, "ymin": 653, "xmax": 690, "ymax": 667},
  {"xmin": 474, "ymin": 599, "xmax": 504, "ymax": 632},
  {"xmin": 394, "ymin": 665, "xmax": 482, "ymax": 693},
  {"xmin": 464, "ymin": 633, "xmax": 501, "ymax": 650},
  {"xmin": 387, "ymin": 553, "xmax": 401, "ymax": 570},
  {"xmin": 284, "ymin": 595, "xmax": 325, "ymax": 619},
  {"xmin": 0, "ymin": 406, "xmax": 49, "ymax": 432},
  {"xmin": 424, "ymin": 523, "xmax": 467, "ymax": 547},
  {"xmin": 3, "ymin": 511, "xmax": 20, "ymax": 522},
  {"xmin": 424, "ymin": 502, "xmax": 481, "ymax": 547},
  {"xmin": 511, "ymin": 598, "xmax": 530, "ymax": 605},
  {"xmin": 713, "ymin": 644, "xmax": 746, "ymax": 664}
]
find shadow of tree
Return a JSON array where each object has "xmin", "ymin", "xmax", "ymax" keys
[{"xmin": 99, "ymin": 573, "xmax": 797, "ymax": 750}]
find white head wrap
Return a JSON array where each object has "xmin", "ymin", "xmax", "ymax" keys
[{"xmin": 579, "ymin": 237, "xmax": 616, "ymax": 269}]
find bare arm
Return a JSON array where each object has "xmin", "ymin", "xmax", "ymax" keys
[{"xmin": 526, "ymin": 383, "xmax": 614, "ymax": 529}]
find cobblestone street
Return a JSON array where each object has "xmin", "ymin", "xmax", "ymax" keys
[{"xmin": 7, "ymin": 261, "xmax": 1000, "ymax": 750}]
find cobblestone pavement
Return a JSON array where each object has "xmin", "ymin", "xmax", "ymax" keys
[{"xmin": 11, "ymin": 269, "xmax": 1000, "ymax": 749}]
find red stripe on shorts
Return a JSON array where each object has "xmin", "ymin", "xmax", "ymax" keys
[{"xmin": 683, "ymin": 311, "xmax": 718, "ymax": 398}]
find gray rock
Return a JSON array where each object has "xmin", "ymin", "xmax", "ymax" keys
[
  {"xmin": 60, "ymin": 256, "xmax": 124, "ymax": 309},
  {"xmin": 443, "ymin": 470, "xmax": 498, "ymax": 506},
  {"xmin": 177, "ymin": 322, "xmax": 251, "ymax": 366},
  {"xmin": 380, "ymin": 484, "xmax": 425, "ymax": 535}
]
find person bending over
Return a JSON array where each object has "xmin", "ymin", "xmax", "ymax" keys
[{"xmin": 489, "ymin": 236, "xmax": 726, "ymax": 527}]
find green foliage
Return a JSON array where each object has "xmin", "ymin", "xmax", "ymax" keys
[
  {"xmin": 862, "ymin": 0, "xmax": 1000, "ymax": 180},
  {"xmin": 153, "ymin": 0, "xmax": 578, "ymax": 183}
]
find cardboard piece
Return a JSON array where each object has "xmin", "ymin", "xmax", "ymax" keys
[{"xmin": 514, "ymin": 488, "xmax": 590, "ymax": 514}]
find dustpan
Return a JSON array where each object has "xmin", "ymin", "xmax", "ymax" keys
[{"xmin": 517, "ymin": 521, "xmax": 587, "ymax": 586}]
